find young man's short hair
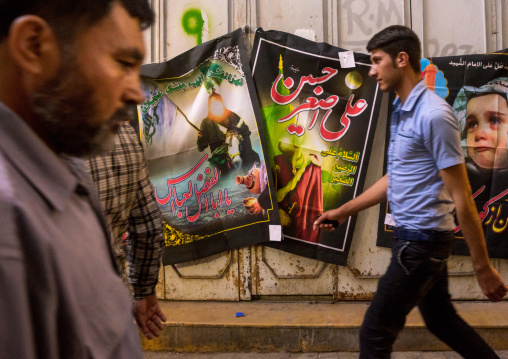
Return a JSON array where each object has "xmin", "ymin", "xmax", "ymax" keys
[
  {"xmin": 367, "ymin": 25, "xmax": 421, "ymax": 74},
  {"xmin": 0, "ymin": 0, "xmax": 153, "ymax": 42}
]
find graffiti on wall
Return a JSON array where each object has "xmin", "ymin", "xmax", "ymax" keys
[
  {"xmin": 340, "ymin": 0, "xmax": 478, "ymax": 56},
  {"xmin": 181, "ymin": 8, "xmax": 209, "ymax": 45},
  {"xmin": 340, "ymin": 0, "xmax": 403, "ymax": 51}
]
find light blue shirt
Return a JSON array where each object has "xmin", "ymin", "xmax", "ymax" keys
[{"xmin": 387, "ymin": 81, "xmax": 464, "ymax": 231}]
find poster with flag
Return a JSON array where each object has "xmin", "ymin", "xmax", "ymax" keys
[
  {"xmin": 377, "ymin": 51, "xmax": 508, "ymax": 258},
  {"xmin": 250, "ymin": 29, "xmax": 383, "ymax": 265},
  {"xmin": 136, "ymin": 29, "xmax": 280, "ymax": 265}
]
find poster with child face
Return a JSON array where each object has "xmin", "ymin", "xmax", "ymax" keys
[{"xmin": 378, "ymin": 51, "xmax": 508, "ymax": 258}]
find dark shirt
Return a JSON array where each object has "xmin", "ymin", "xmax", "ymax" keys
[
  {"xmin": 86, "ymin": 122, "xmax": 164, "ymax": 299},
  {"xmin": 0, "ymin": 102, "xmax": 142, "ymax": 358}
]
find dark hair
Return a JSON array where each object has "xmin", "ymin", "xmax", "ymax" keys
[
  {"xmin": 0, "ymin": 0, "xmax": 153, "ymax": 42},
  {"xmin": 367, "ymin": 25, "xmax": 421, "ymax": 74}
]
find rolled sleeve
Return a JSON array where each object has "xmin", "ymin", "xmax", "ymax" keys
[{"xmin": 425, "ymin": 106, "xmax": 465, "ymax": 170}]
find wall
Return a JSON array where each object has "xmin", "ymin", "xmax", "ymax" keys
[{"xmin": 146, "ymin": 0, "xmax": 508, "ymax": 301}]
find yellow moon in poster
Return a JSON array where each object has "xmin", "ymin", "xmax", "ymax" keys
[{"xmin": 345, "ymin": 71, "xmax": 362, "ymax": 90}]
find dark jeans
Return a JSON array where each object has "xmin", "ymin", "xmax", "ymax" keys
[{"xmin": 359, "ymin": 232, "xmax": 499, "ymax": 359}]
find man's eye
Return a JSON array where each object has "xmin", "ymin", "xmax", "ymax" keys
[{"xmin": 118, "ymin": 59, "xmax": 135, "ymax": 68}]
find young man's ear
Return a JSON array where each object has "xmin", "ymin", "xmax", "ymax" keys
[
  {"xmin": 395, "ymin": 51, "xmax": 410, "ymax": 69},
  {"xmin": 7, "ymin": 15, "xmax": 60, "ymax": 77}
]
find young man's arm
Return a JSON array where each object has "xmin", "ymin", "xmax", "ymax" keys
[
  {"xmin": 440, "ymin": 163, "xmax": 508, "ymax": 302},
  {"xmin": 313, "ymin": 174, "xmax": 388, "ymax": 231}
]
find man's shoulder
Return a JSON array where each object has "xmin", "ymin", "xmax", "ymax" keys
[
  {"xmin": 0, "ymin": 147, "xmax": 53, "ymax": 222},
  {"xmin": 0, "ymin": 151, "xmax": 23, "ymax": 257},
  {"xmin": 419, "ymin": 86, "xmax": 451, "ymax": 108},
  {"xmin": 0, "ymin": 151, "xmax": 18, "ymax": 206},
  {"xmin": 118, "ymin": 122, "xmax": 144, "ymax": 155},
  {"xmin": 417, "ymin": 89, "xmax": 457, "ymax": 121},
  {"xmin": 87, "ymin": 122, "xmax": 143, "ymax": 170},
  {"xmin": 119, "ymin": 121, "xmax": 140, "ymax": 140}
]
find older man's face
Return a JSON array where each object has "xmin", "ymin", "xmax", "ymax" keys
[{"xmin": 31, "ymin": 3, "xmax": 146, "ymax": 157}]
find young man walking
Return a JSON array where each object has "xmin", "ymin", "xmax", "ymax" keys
[{"xmin": 314, "ymin": 25, "xmax": 507, "ymax": 359}]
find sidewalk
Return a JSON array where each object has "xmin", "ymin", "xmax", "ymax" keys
[
  {"xmin": 141, "ymin": 300, "xmax": 508, "ymax": 353},
  {"xmin": 145, "ymin": 351, "xmax": 508, "ymax": 358}
]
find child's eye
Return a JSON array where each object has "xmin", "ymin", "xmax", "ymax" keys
[
  {"xmin": 489, "ymin": 116, "xmax": 501, "ymax": 125},
  {"xmin": 466, "ymin": 121, "xmax": 477, "ymax": 129}
]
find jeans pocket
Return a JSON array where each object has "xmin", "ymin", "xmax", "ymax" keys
[
  {"xmin": 397, "ymin": 243, "xmax": 411, "ymax": 275},
  {"xmin": 397, "ymin": 242, "xmax": 447, "ymax": 276}
]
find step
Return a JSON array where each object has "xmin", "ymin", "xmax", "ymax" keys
[{"xmin": 142, "ymin": 300, "xmax": 508, "ymax": 353}]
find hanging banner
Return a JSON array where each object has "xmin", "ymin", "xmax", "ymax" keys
[
  {"xmin": 137, "ymin": 29, "xmax": 280, "ymax": 265},
  {"xmin": 251, "ymin": 29, "xmax": 383, "ymax": 265},
  {"xmin": 377, "ymin": 51, "xmax": 508, "ymax": 258}
]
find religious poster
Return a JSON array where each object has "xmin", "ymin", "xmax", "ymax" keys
[
  {"xmin": 137, "ymin": 29, "xmax": 280, "ymax": 265},
  {"xmin": 377, "ymin": 51, "xmax": 508, "ymax": 258},
  {"xmin": 251, "ymin": 29, "xmax": 383, "ymax": 265}
]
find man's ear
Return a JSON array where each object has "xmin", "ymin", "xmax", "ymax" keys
[
  {"xmin": 395, "ymin": 51, "xmax": 410, "ymax": 69},
  {"xmin": 7, "ymin": 15, "xmax": 60, "ymax": 77}
]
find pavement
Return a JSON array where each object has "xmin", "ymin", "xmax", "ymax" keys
[
  {"xmin": 144, "ymin": 350, "xmax": 508, "ymax": 358},
  {"xmin": 141, "ymin": 300, "xmax": 508, "ymax": 353}
]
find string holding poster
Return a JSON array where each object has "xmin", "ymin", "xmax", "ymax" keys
[
  {"xmin": 251, "ymin": 29, "xmax": 383, "ymax": 265},
  {"xmin": 137, "ymin": 29, "xmax": 280, "ymax": 265},
  {"xmin": 377, "ymin": 51, "xmax": 508, "ymax": 258}
]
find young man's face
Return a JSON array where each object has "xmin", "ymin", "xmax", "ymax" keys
[
  {"xmin": 369, "ymin": 49, "xmax": 400, "ymax": 93},
  {"xmin": 32, "ymin": 2, "xmax": 146, "ymax": 156},
  {"xmin": 465, "ymin": 93, "xmax": 508, "ymax": 169}
]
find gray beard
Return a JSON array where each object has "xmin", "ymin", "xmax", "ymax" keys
[{"xmin": 30, "ymin": 60, "xmax": 128, "ymax": 157}]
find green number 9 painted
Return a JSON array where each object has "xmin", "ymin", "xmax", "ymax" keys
[{"xmin": 182, "ymin": 9, "xmax": 205, "ymax": 45}]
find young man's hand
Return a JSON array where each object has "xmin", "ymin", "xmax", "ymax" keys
[
  {"xmin": 475, "ymin": 265, "xmax": 508, "ymax": 302},
  {"xmin": 313, "ymin": 208, "xmax": 347, "ymax": 232}
]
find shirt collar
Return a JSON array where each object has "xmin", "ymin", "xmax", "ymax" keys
[
  {"xmin": 392, "ymin": 80, "xmax": 427, "ymax": 112},
  {"xmin": 0, "ymin": 102, "xmax": 79, "ymax": 211}
]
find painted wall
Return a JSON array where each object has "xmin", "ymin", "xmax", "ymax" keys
[{"xmin": 146, "ymin": 0, "xmax": 508, "ymax": 301}]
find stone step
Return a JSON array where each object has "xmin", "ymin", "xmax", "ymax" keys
[{"xmin": 142, "ymin": 300, "xmax": 508, "ymax": 353}]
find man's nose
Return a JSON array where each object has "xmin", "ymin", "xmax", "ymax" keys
[
  {"xmin": 124, "ymin": 74, "xmax": 145, "ymax": 105},
  {"xmin": 368, "ymin": 66, "xmax": 376, "ymax": 77}
]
